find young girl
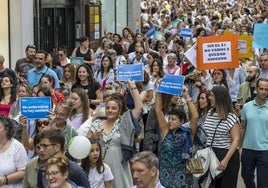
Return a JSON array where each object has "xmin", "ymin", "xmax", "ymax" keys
[{"xmin": 81, "ymin": 137, "xmax": 114, "ymax": 188}]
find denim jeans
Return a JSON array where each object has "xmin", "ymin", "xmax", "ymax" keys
[{"xmin": 241, "ymin": 148, "xmax": 268, "ymax": 188}]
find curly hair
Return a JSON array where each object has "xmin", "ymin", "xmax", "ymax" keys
[{"xmin": 0, "ymin": 115, "xmax": 15, "ymax": 139}]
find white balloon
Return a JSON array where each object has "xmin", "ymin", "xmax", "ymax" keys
[{"xmin": 68, "ymin": 136, "xmax": 91, "ymax": 159}]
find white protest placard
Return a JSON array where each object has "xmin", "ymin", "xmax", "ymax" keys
[
  {"xmin": 203, "ymin": 42, "xmax": 232, "ymax": 63},
  {"xmin": 184, "ymin": 43, "xmax": 197, "ymax": 67},
  {"xmin": 197, "ymin": 34, "xmax": 238, "ymax": 70}
]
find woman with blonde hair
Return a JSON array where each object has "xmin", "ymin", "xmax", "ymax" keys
[{"xmin": 44, "ymin": 156, "xmax": 79, "ymax": 188}]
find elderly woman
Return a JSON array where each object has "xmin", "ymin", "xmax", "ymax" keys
[
  {"xmin": 0, "ymin": 115, "xmax": 28, "ymax": 187},
  {"xmin": 155, "ymin": 86, "xmax": 199, "ymax": 187},
  {"xmin": 44, "ymin": 156, "xmax": 79, "ymax": 188}
]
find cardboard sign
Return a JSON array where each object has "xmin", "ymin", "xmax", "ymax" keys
[
  {"xmin": 238, "ymin": 35, "xmax": 253, "ymax": 58},
  {"xmin": 253, "ymin": 24, "xmax": 268, "ymax": 48},
  {"xmin": 196, "ymin": 35, "xmax": 239, "ymax": 70},
  {"xmin": 157, "ymin": 75, "xmax": 185, "ymax": 96},
  {"xmin": 117, "ymin": 63, "xmax": 144, "ymax": 82},
  {"xmin": 20, "ymin": 97, "xmax": 52, "ymax": 119}
]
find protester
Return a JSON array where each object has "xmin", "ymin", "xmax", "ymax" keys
[
  {"xmin": 155, "ymin": 86, "xmax": 198, "ymax": 187},
  {"xmin": 240, "ymin": 78, "xmax": 268, "ymax": 188},
  {"xmin": 0, "ymin": 115, "xmax": 28, "ymax": 187},
  {"xmin": 44, "ymin": 156, "xmax": 80, "ymax": 188},
  {"xmin": 36, "ymin": 129, "xmax": 90, "ymax": 188},
  {"xmin": 81, "ymin": 137, "xmax": 113, "ymax": 188},
  {"xmin": 203, "ymin": 86, "xmax": 240, "ymax": 188},
  {"xmin": 27, "ymin": 50, "xmax": 60, "ymax": 89},
  {"xmin": 131, "ymin": 151, "xmax": 165, "ymax": 188},
  {"xmin": 15, "ymin": 44, "xmax": 36, "ymax": 83},
  {"xmin": 88, "ymin": 79, "xmax": 143, "ymax": 188},
  {"xmin": 0, "ymin": 75, "xmax": 17, "ymax": 116}
]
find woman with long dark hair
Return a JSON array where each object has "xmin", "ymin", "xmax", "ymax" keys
[
  {"xmin": 203, "ymin": 86, "xmax": 240, "ymax": 188},
  {"xmin": 0, "ymin": 75, "xmax": 17, "ymax": 116},
  {"xmin": 81, "ymin": 137, "xmax": 113, "ymax": 188},
  {"xmin": 72, "ymin": 64, "xmax": 103, "ymax": 109}
]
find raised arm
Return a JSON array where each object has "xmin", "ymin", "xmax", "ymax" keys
[
  {"xmin": 155, "ymin": 92, "xmax": 169, "ymax": 138},
  {"xmin": 182, "ymin": 86, "xmax": 199, "ymax": 139},
  {"xmin": 19, "ymin": 116, "xmax": 34, "ymax": 150},
  {"xmin": 127, "ymin": 80, "xmax": 143, "ymax": 120}
]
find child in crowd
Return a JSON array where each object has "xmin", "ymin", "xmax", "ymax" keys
[{"xmin": 81, "ymin": 137, "xmax": 114, "ymax": 188}]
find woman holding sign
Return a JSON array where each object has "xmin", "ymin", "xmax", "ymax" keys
[
  {"xmin": 155, "ymin": 86, "xmax": 198, "ymax": 188},
  {"xmin": 88, "ymin": 79, "xmax": 143, "ymax": 188}
]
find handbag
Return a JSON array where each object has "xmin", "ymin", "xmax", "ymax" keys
[
  {"xmin": 186, "ymin": 119, "xmax": 222, "ymax": 175},
  {"xmin": 186, "ymin": 157, "xmax": 204, "ymax": 174}
]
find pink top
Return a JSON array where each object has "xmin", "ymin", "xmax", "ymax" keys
[{"xmin": 0, "ymin": 102, "xmax": 13, "ymax": 116}]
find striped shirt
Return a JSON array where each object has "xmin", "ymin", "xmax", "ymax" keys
[{"xmin": 204, "ymin": 110, "xmax": 239, "ymax": 149}]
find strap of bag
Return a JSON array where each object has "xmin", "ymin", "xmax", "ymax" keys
[{"xmin": 210, "ymin": 119, "xmax": 222, "ymax": 147}]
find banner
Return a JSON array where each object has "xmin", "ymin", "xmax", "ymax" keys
[
  {"xmin": 157, "ymin": 75, "xmax": 185, "ymax": 96},
  {"xmin": 117, "ymin": 63, "xmax": 144, "ymax": 82},
  {"xmin": 197, "ymin": 34, "xmax": 239, "ymax": 70},
  {"xmin": 253, "ymin": 24, "xmax": 268, "ymax": 48},
  {"xmin": 20, "ymin": 97, "xmax": 52, "ymax": 119}
]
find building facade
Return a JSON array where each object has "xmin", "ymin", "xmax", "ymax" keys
[{"xmin": 0, "ymin": 0, "xmax": 140, "ymax": 69}]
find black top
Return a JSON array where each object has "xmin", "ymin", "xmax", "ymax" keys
[{"xmin": 75, "ymin": 47, "xmax": 92, "ymax": 61}]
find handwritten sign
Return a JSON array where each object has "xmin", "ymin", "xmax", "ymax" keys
[
  {"xmin": 117, "ymin": 63, "xmax": 144, "ymax": 82},
  {"xmin": 197, "ymin": 34, "xmax": 239, "ymax": 70},
  {"xmin": 20, "ymin": 97, "xmax": 52, "ymax": 119},
  {"xmin": 157, "ymin": 75, "xmax": 185, "ymax": 96}
]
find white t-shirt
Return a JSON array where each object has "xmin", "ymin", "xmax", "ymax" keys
[
  {"xmin": 0, "ymin": 138, "xmax": 28, "ymax": 188},
  {"xmin": 88, "ymin": 163, "xmax": 114, "ymax": 188}
]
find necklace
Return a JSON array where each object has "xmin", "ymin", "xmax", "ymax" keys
[{"xmin": 0, "ymin": 139, "xmax": 9, "ymax": 151}]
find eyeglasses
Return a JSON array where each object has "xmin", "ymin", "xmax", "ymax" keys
[
  {"xmin": 158, "ymin": 46, "xmax": 166, "ymax": 49},
  {"xmin": 36, "ymin": 143, "xmax": 56, "ymax": 150},
  {"xmin": 36, "ymin": 120, "xmax": 50, "ymax": 127},
  {"xmin": 58, "ymin": 54, "xmax": 64, "ymax": 57},
  {"xmin": 136, "ymin": 51, "xmax": 143, "ymax": 55},
  {"xmin": 44, "ymin": 171, "xmax": 61, "ymax": 178}
]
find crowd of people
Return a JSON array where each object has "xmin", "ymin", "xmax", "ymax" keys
[{"xmin": 0, "ymin": 0, "xmax": 268, "ymax": 187}]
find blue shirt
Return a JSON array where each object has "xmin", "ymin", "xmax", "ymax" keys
[
  {"xmin": 241, "ymin": 99, "xmax": 268, "ymax": 150},
  {"xmin": 27, "ymin": 66, "xmax": 60, "ymax": 88}
]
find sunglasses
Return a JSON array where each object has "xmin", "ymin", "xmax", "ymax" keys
[
  {"xmin": 136, "ymin": 51, "xmax": 143, "ymax": 55},
  {"xmin": 58, "ymin": 54, "xmax": 64, "ymax": 57},
  {"xmin": 27, "ymin": 44, "xmax": 36, "ymax": 49},
  {"xmin": 36, "ymin": 120, "xmax": 50, "ymax": 127}
]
